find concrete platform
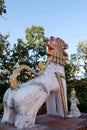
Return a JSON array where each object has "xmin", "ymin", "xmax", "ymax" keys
[{"xmin": 0, "ymin": 113, "xmax": 87, "ymax": 130}]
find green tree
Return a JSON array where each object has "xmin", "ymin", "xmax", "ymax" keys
[
  {"xmin": 0, "ymin": 33, "xmax": 11, "ymax": 87},
  {"xmin": 0, "ymin": 33, "xmax": 10, "ymax": 114},
  {"xmin": 69, "ymin": 41, "xmax": 87, "ymax": 79},
  {"xmin": 25, "ymin": 25, "xmax": 48, "ymax": 70},
  {"xmin": 77, "ymin": 41, "xmax": 87, "ymax": 78}
]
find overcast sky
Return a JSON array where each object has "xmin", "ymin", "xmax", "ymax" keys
[{"xmin": 1, "ymin": 0, "xmax": 87, "ymax": 56}]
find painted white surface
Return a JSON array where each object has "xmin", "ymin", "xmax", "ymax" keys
[
  {"xmin": 1, "ymin": 62, "xmax": 68, "ymax": 129},
  {"xmin": 68, "ymin": 88, "xmax": 81, "ymax": 118}
]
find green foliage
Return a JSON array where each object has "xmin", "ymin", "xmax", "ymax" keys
[
  {"xmin": 0, "ymin": 0, "xmax": 6, "ymax": 15},
  {"xmin": 0, "ymin": 34, "xmax": 11, "ymax": 85},
  {"xmin": 78, "ymin": 97, "xmax": 87, "ymax": 113},
  {"xmin": 0, "ymin": 33, "xmax": 10, "ymax": 114},
  {"xmin": 65, "ymin": 57, "xmax": 76, "ymax": 80},
  {"xmin": 10, "ymin": 39, "xmax": 29, "ymax": 68},
  {"xmin": 25, "ymin": 25, "xmax": 49, "ymax": 70},
  {"xmin": 69, "ymin": 41, "xmax": 87, "ymax": 79}
]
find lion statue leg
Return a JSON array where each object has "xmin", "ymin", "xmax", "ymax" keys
[{"xmin": 13, "ymin": 84, "xmax": 48, "ymax": 129}]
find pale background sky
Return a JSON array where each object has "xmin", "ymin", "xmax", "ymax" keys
[{"xmin": 0, "ymin": 0, "xmax": 87, "ymax": 56}]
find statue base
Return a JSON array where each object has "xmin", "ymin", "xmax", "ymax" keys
[{"xmin": 1, "ymin": 113, "xmax": 87, "ymax": 130}]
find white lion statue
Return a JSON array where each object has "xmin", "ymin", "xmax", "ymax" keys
[{"xmin": 1, "ymin": 36, "xmax": 68, "ymax": 129}]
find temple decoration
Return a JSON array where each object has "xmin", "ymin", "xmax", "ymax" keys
[
  {"xmin": 38, "ymin": 62, "xmax": 45, "ymax": 74},
  {"xmin": 68, "ymin": 88, "xmax": 81, "ymax": 118},
  {"xmin": 47, "ymin": 36, "xmax": 68, "ymax": 65}
]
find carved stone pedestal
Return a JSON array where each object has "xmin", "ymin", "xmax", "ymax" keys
[{"xmin": 1, "ymin": 113, "xmax": 87, "ymax": 130}]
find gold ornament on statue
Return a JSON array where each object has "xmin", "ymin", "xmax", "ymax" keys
[{"xmin": 38, "ymin": 62, "xmax": 45, "ymax": 74}]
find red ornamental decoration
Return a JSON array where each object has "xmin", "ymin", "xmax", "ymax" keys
[{"xmin": 47, "ymin": 36, "xmax": 68, "ymax": 65}]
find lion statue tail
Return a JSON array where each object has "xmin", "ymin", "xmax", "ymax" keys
[{"xmin": 10, "ymin": 65, "xmax": 38, "ymax": 90}]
